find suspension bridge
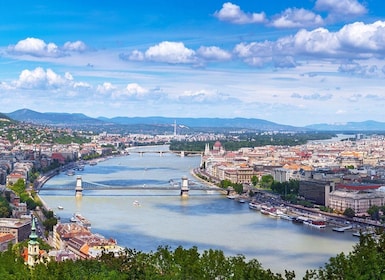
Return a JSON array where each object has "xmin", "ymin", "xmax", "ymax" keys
[{"xmin": 38, "ymin": 176, "xmax": 223, "ymax": 195}]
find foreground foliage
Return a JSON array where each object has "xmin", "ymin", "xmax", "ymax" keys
[
  {"xmin": 1, "ymin": 234, "xmax": 385, "ymax": 279},
  {"xmin": 0, "ymin": 246, "xmax": 294, "ymax": 280},
  {"xmin": 304, "ymin": 232, "xmax": 385, "ymax": 279}
]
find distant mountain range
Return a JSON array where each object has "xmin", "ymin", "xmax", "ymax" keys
[{"xmin": 4, "ymin": 108, "xmax": 385, "ymax": 132}]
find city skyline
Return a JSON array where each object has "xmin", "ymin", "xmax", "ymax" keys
[{"xmin": 1, "ymin": 1, "xmax": 385, "ymax": 126}]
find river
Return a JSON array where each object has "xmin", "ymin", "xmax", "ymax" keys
[{"xmin": 39, "ymin": 145, "xmax": 358, "ymax": 278}]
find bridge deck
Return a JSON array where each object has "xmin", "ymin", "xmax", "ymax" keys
[{"xmin": 39, "ymin": 185, "xmax": 222, "ymax": 192}]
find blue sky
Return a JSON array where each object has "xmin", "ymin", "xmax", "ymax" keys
[{"xmin": 1, "ymin": 0, "xmax": 385, "ymax": 126}]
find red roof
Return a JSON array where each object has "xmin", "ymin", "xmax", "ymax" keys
[{"xmin": 336, "ymin": 183, "xmax": 381, "ymax": 191}]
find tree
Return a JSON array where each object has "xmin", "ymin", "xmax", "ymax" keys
[
  {"xmin": 305, "ymin": 233, "xmax": 385, "ymax": 279},
  {"xmin": 251, "ymin": 175, "xmax": 259, "ymax": 187},
  {"xmin": 219, "ymin": 179, "xmax": 233, "ymax": 189},
  {"xmin": 343, "ymin": 207, "xmax": 355, "ymax": 218},
  {"xmin": 367, "ymin": 205, "xmax": 380, "ymax": 220},
  {"xmin": 260, "ymin": 174, "xmax": 274, "ymax": 189},
  {"xmin": 9, "ymin": 178, "xmax": 26, "ymax": 196},
  {"xmin": 0, "ymin": 197, "xmax": 11, "ymax": 218},
  {"xmin": 233, "ymin": 183, "xmax": 243, "ymax": 194}
]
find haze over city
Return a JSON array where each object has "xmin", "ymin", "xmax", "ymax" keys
[{"xmin": 1, "ymin": 0, "xmax": 385, "ymax": 126}]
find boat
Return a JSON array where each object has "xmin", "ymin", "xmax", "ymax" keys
[
  {"xmin": 248, "ymin": 201, "xmax": 261, "ymax": 211},
  {"xmin": 133, "ymin": 200, "xmax": 141, "ymax": 206},
  {"xmin": 332, "ymin": 225, "xmax": 353, "ymax": 232},
  {"xmin": 226, "ymin": 194, "xmax": 239, "ymax": 199},
  {"xmin": 57, "ymin": 206, "xmax": 64, "ymax": 210},
  {"xmin": 352, "ymin": 229, "xmax": 375, "ymax": 237},
  {"xmin": 292, "ymin": 216, "xmax": 308, "ymax": 224},
  {"xmin": 303, "ymin": 219, "xmax": 326, "ymax": 229},
  {"xmin": 260, "ymin": 205, "xmax": 271, "ymax": 215},
  {"xmin": 66, "ymin": 169, "xmax": 75, "ymax": 176},
  {"xmin": 279, "ymin": 213, "xmax": 294, "ymax": 221},
  {"xmin": 267, "ymin": 207, "xmax": 280, "ymax": 218},
  {"xmin": 70, "ymin": 213, "xmax": 91, "ymax": 229},
  {"xmin": 89, "ymin": 161, "xmax": 97, "ymax": 166}
]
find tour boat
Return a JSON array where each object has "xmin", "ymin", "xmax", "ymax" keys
[{"xmin": 303, "ymin": 219, "xmax": 326, "ymax": 229}]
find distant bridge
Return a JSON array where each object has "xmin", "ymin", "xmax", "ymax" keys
[{"xmin": 127, "ymin": 150, "xmax": 203, "ymax": 157}]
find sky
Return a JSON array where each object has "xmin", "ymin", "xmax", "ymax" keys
[{"xmin": 1, "ymin": 0, "xmax": 385, "ymax": 127}]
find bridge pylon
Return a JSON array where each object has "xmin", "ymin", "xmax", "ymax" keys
[
  {"xmin": 75, "ymin": 176, "xmax": 83, "ymax": 198},
  {"xmin": 180, "ymin": 176, "xmax": 189, "ymax": 197}
]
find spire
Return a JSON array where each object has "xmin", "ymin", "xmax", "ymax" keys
[{"xmin": 29, "ymin": 216, "xmax": 38, "ymax": 244}]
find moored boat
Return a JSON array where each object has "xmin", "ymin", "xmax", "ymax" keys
[
  {"xmin": 352, "ymin": 229, "xmax": 375, "ymax": 237},
  {"xmin": 70, "ymin": 213, "xmax": 91, "ymax": 229},
  {"xmin": 248, "ymin": 201, "xmax": 261, "ymax": 211},
  {"xmin": 279, "ymin": 213, "xmax": 294, "ymax": 221},
  {"xmin": 260, "ymin": 205, "xmax": 271, "ymax": 215},
  {"xmin": 292, "ymin": 216, "xmax": 307, "ymax": 224},
  {"xmin": 303, "ymin": 219, "xmax": 326, "ymax": 229}
]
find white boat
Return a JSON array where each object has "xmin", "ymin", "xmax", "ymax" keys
[
  {"xmin": 57, "ymin": 206, "xmax": 64, "ymax": 210},
  {"xmin": 267, "ymin": 207, "xmax": 280, "ymax": 218},
  {"xmin": 133, "ymin": 200, "xmax": 141, "ymax": 206},
  {"xmin": 352, "ymin": 229, "xmax": 375, "ymax": 237},
  {"xmin": 248, "ymin": 202, "xmax": 261, "ymax": 211},
  {"xmin": 260, "ymin": 205, "xmax": 270, "ymax": 215},
  {"xmin": 332, "ymin": 225, "xmax": 353, "ymax": 232},
  {"xmin": 279, "ymin": 213, "xmax": 293, "ymax": 221}
]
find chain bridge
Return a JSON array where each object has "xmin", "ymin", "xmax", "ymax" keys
[{"xmin": 39, "ymin": 176, "xmax": 222, "ymax": 196}]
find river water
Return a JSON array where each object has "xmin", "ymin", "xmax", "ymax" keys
[{"xmin": 39, "ymin": 145, "xmax": 357, "ymax": 278}]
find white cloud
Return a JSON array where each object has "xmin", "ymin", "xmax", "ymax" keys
[
  {"xmin": 214, "ymin": 2, "xmax": 266, "ymax": 24},
  {"xmin": 63, "ymin": 40, "xmax": 87, "ymax": 52},
  {"xmin": 126, "ymin": 83, "xmax": 147, "ymax": 95},
  {"xmin": 13, "ymin": 67, "xmax": 83, "ymax": 90},
  {"xmin": 233, "ymin": 41, "xmax": 273, "ymax": 66},
  {"xmin": 97, "ymin": 82, "xmax": 117, "ymax": 94},
  {"xmin": 234, "ymin": 21, "xmax": 385, "ymax": 67},
  {"xmin": 8, "ymin": 38, "xmax": 87, "ymax": 57},
  {"xmin": 177, "ymin": 89, "xmax": 239, "ymax": 104},
  {"xmin": 197, "ymin": 46, "xmax": 232, "ymax": 61},
  {"xmin": 271, "ymin": 8, "xmax": 324, "ymax": 28},
  {"xmin": 337, "ymin": 21, "xmax": 385, "ymax": 52},
  {"xmin": 10, "ymin": 37, "xmax": 61, "ymax": 57},
  {"xmin": 292, "ymin": 28, "xmax": 340, "ymax": 55},
  {"xmin": 144, "ymin": 41, "xmax": 196, "ymax": 64},
  {"xmin": 315, "ymin": 0, "xmax": 367, "ymax": 17}
]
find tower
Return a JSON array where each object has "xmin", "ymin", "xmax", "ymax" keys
[
  {"xmin": 27, "ymin": 217, "xmax": 39, "ymax": 266},
  {"xmin": 204, "ymin": 143, "xmax": 210, "ymax": 156},
  {"xmin": 180, "ymin": 176, "xmax": 189, "ymax": 197},
  {"xmin": 75, "ymin": 176, "xmax": 83, "ymax": 198}
]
